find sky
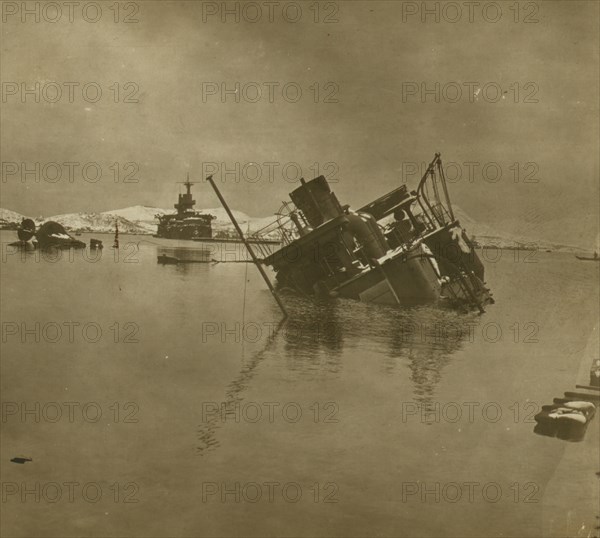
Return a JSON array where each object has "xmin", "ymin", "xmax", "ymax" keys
[{"xmin": 1, "ymin": 0, "xmax": 598, "ymax": 247}]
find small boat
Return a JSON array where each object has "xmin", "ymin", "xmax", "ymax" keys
[
  {"xmin": 534, "ymin": 400, "xmax": 596, "ymax": 442},
  {"xmin": 157, "ymin": 254, "xmax": 213, "ymax": 264},
  {"xmin": 576, "ymin": 251, "xmax": 599, "ymax": 261},
  {"xmin": 157, "ymin": 254, "xmax": 181, "ymax": 264},
  {"xmin": 535, "ymin": 401, "xmax": 596, "ymax": 423}
]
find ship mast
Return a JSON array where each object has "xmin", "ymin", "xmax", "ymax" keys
[
  {"xmin": 175, "ymin": 173, "xmax": 197, "ymax": 215},
  {"xmin": 206, "ymin": 174, "xmax": 288, "ymax": 320}
]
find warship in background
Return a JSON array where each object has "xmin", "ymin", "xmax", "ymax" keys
[{"xmin": 154, "ymin": 179, "xmax": 215, "ymax": 240}]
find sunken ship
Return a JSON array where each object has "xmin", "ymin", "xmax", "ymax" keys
[
  {"xmin": 251, "ymin": 154, "xmax": 493, "ymax": 312},
  {"xmin": 155, "ymin": 180, "xmax": 215, "ymax": 240},
  {"xmin": 12, "ymin": 218, "xmax": 85, "ymax": 249}
]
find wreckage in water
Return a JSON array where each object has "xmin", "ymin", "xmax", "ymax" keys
[
  {"xmin": 12, "ymin": 218, "xmax": 85, "ymax": 249},
  {"xmin": 249, "ymin": 154, "xmax": 493, "ymax": 312}
]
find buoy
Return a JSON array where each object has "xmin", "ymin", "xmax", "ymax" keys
[{"xmin": 112, "ymin": 221, "xmax": 119, "ymax": 249}]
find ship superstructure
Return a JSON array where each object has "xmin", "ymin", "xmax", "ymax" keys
[
  {"xmin": 250, "ymin": 154, "xmax": 493, "ymax": 311},
  {"xmin": 155, "ymin": 180, "xmax": 215, "ymax": 240}
]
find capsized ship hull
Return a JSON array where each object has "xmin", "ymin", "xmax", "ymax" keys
[
  {"xmin": 12, "ymin": 219, "xmax": 85, "ymax": 249},
  {"xmin": 253, "ymin": 153, "xmax": 493, "ymax": 312}
]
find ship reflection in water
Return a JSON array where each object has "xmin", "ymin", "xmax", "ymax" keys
[
  {"xmin": 275, "ymin": 295, "xmax": 475, "ymax": 394},
  {"xmin": 197, "ymin": 295, "xmax": 476, "ymax": 454},
  {"xmin": 156, "ymin": 246, "xmax": 213, "ymax": 266}
]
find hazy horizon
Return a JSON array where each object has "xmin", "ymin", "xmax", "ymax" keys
[{"xmin": 2, "ymin": 1, "xmax": 599, "ymax": 248}]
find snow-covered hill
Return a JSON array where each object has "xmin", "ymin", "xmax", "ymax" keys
[
  {"xmin": 451, "ymin": 206, "xmax": 554, "ymax": 250},
  {"xmin": 44, "ymin": 212, "xmax": 148, "ymax": 234},
  {"xmin": 99, "ymin": 205, "xmax": 273, "ymax": 234},
  {"xmin": 0, "ymin": 208, "xmax": 28, "ymax": 224},
  {"xmin": 101, "ymin": 205, "xmax": 167, "ymax": 223},
  {"xmin": 1, "ymin": 205, "xmax": 280, "ymax": 235},
  {"xmin": 0, "ymin": 205, "xmax": 588, "ymax": 252}
]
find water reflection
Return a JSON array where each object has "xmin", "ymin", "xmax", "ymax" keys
[
  {"xmin": 279, "ymin": 295, "xmax": 344, "ymax": 374},
  {"xmin": 3, "ymin": 242, "xmax": 90, "ymax": 262},
  {"xmin": 197, "ymin": 296, "xmax": 479, "ymax": 453},
  {"xmin": 196, "ymin": 319, "xmax": 285, "ymax": 455},
  {"xmin": 156, "ymin": 246, "xmax": 212, "ymax": 263},
  {"xmin": 384, "ymin": 307, "xmax": 480, "ymax": 405},
  {"xmin": 279, "ymin": 297, "xmax": 478, "ymax": 406}
]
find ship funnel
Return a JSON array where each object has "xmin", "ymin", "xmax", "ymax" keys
[{"xmin": 289, "ymin": 175, "xmax": 343, "ymax": 228}]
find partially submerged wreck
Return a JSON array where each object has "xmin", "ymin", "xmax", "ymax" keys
[
  {"xmin": 12, "ymin": 218, "xmax": 85, "ymax": 249},
  {"xmin": 249, "ymin": 154, "xmax": 493, "ymax": 312},
  {"xmin": 36, "ymin": 221, "xmax": 86, "ymax": 249}
]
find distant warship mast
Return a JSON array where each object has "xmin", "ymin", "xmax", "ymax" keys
[{"xmin": 175, "ymin": 174, "xmax": 197, "ymax": 216}]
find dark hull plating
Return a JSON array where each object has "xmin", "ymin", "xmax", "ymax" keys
[{"xmin": 155, "ymin": 219, "xmax": 213, "ymax": 240}]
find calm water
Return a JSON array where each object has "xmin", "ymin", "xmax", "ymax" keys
[{"xmin": 1, "ymin": 231, "xmax": 599, "ymax": 537}]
